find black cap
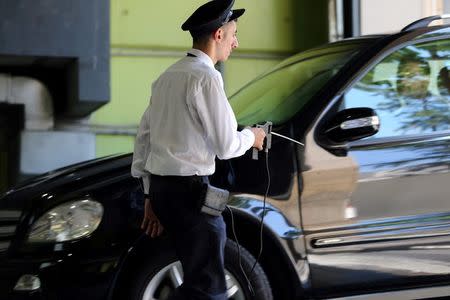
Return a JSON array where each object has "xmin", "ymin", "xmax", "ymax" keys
[{"xmin": 181, "ymin": 0, "xmax": 245, "ymax": 35}]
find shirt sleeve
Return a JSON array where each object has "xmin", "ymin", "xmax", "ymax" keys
[
  {"xmin": 193, "ymin": 73, "xmax": 255, "ymax": 160},
  {"xmin": 131, "ymin": 105, "xmax": 151, "ymax": 194}
]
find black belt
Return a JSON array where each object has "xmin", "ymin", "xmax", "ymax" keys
[{"xmin": 151, "ymin": 174, "xmax": 208, "ymax": 184}]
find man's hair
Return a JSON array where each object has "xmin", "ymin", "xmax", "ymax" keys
[
  {"xmin": 190, "ymin": 20, "xmax": 237, "ymax": 45},
  {"xmin": 397, "ymin": 53, "xmax": 430, "ymax": 75},
  {"xmin": 191, "ymin": 31, "xmax": 211, "ymax": 45}
]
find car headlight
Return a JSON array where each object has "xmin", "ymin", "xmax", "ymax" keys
[{"xmin": 28, "ymin": 199, "xmax": 103, "ymax": 243}]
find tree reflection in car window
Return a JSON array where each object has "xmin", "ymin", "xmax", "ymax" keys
[
  {"xmin": 344, "ymin": 39, "xmax": 450, "ymax": 139},
  {"xmin": 230, "ymin": 41, "xmax": 369, "ymax": 126}
]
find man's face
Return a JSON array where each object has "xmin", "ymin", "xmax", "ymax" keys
[
  {"xmin": 397, "ymin": 61, "xmax": 430, "ymax": 98},
  {"xmin": 217, "ymin": 21, "xmax": 239, "ymax": 62}
]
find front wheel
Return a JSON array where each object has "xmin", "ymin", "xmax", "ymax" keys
[{"xmin": 126, "ymin": 239, "xmax": 273, "ymax": 300}]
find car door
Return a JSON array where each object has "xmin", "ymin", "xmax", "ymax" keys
[{"xmin": 302, "ymin": 33, "xmax": 450, "ymax": 297}]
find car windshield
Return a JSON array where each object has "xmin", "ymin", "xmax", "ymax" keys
[{"xmin": 230, "ymin": 39, "xmax": 374, "ymax": 126}]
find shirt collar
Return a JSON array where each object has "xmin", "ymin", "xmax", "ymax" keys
[{"xmin": 187, "ymin": 48, "xmax": 215, "ymax": 69}]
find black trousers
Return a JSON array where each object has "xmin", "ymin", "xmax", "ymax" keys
[{"xmin": 150, "ymin": 174, "xmax": 227, "ymax": 300}]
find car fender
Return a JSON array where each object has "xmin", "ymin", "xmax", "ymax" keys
[{"xmin": 224, "ymin": 194, "xmax": 309, "ymax": 299}]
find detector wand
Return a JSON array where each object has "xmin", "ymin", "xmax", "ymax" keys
[{"xmin": 270, "ymin": 131, "xmax": 304, "ymax": 146}]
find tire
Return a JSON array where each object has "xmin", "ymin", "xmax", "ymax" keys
[
  {"xmin": 224, "ymin": 239, "xmax": 273, "ymax": 300},
  {"xmin": 125, "ymin": 238, "xmax": 273, "ymax": 300}
]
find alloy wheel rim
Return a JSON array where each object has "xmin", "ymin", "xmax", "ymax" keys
[{"xmin": 141, "ymin": 261, "xmax": 246, "ymax": 300}]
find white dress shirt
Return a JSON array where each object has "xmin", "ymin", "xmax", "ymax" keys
[{"xmin": 131, "ymin": 48, "xmax": 255, "ymax": 193}]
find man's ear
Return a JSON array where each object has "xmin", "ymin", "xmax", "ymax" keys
[{"xmin": 213, "ymin": 27, "xmax": 223, "ymax": 42}]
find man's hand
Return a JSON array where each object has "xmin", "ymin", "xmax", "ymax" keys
[
  {"xmin": 250, "ymin": 127, "xmax": 266, "ymax": 151},
  {"xmin": 141, "ymin": 198, "xmax": 164, "ymax": 238}
]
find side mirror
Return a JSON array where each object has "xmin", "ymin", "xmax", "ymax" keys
[{"xmin": 322, "ymin": 107, "xmax": 380, "ymax": 143}]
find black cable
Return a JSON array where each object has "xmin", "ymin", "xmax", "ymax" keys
[
  {"xmin": 226, "ymin": 205, "xmax": 255, "ymax": 295},
  {"xmin": 250, "ymin": 150, "xmax": 271, "ymax": 276},
  {"xmin": 225, "ymin": 148, "xmax": 271, "ymax": 297}
]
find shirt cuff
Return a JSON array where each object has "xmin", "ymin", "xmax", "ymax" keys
[{"xmin": 241, "ymin": 127, "xmax": 255, "ymax": 149}]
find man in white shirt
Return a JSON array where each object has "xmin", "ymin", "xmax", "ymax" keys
[{"xmin": 131, "ymin": 0, "xmax": 265, "ymax": 299}]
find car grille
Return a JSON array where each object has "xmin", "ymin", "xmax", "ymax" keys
[{"xmin": 0, "ymin": 210, "xmax": 21, "ymax": 255}]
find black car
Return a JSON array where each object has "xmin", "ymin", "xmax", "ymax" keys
[{"xmin": 2, "ymin": 16, "xmax": 450, "ymax": 300}]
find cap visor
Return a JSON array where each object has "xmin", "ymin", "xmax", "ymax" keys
[{"xmin": 230, "ymin": 9, "xmax": 245, "ymax": 21}]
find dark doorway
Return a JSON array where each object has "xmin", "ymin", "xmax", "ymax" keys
[{"xmin": 0, "ymin": 103, "xmax": 24, "ymax": 193}]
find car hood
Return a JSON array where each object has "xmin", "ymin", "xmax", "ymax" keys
[{"xmin": 0, "ymin": 154, "xmax": 133, "ymax": 211}]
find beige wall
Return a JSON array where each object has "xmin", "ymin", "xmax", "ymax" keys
[{"xmin": 361, "ymin": 0, "xmax": 446, "ymax": 35}]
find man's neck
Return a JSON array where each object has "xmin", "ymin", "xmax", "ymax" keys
[{"xmin": 193, "ymin": 44, "xmax": 218, "ymax": 65}]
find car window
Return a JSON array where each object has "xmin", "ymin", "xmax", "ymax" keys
[
  {"xmin": 343, "ymin": 39, "xmax": 450, "ymax": 139},
  {"xmin": 230, "ymin": 40, "xmax": 371, "ymax": 126}
]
